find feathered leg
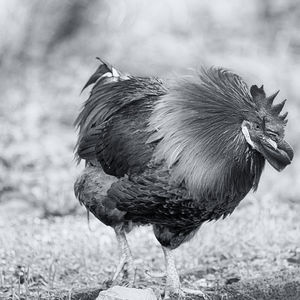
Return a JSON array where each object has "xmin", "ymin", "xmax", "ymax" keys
[{"xmin": 112, "ymin": 227, "xmax": 136, "ymax": 287}]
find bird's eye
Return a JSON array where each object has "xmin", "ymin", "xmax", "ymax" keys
[{"xmin": 254, "ymin": 123, "xmax": 261, "ymax": 130}]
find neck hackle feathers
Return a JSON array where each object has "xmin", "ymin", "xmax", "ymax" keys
[{"xmin": 150, "ymin": 67, "xmax": 266, "ymax": 200}]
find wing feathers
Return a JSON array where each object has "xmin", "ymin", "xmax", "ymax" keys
[{"xmin": 75, "ymin": 60, "xmax": 167, "ymax": 177}]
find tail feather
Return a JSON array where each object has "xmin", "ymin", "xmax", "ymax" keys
[{"xmin": 81, "ymin": 58, "xmax": 124, "ymax": 93}]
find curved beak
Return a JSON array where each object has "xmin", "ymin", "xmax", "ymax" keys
[{"xmin": 258, "ymin": 139, "xmax": 294, "ymax": 171}]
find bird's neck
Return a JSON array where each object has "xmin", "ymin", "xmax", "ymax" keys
[
  {"xmin": 186, "ymin": 128, "xmax": 265, "ymax": 201},
  {"xmin": 150, "ymin": 71, "xmax": 266, "ymax": 200},
  {"xmin": 204, "ymin": 131, "xmax": 265, "ymax": 200}
]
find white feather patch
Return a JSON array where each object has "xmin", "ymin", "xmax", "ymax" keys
[
  {"xmin": 241, "ymin": 125, "xmax": 254, "ymax": 148},
  {"xmin": 111, "ymin": 67, "xmax": 120, "ymax": 77}
]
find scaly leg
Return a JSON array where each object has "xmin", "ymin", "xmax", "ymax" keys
[
  {"xmin": 112, "ymin": 228, "xmax": 136, "ymax": 287},
  {"xmin": 162, "ymin": 247, "xmax": 208, "ymax": 300},
  {"xmin": 163, "ymin": 247, "xmax": 184, "ymax": 299}
]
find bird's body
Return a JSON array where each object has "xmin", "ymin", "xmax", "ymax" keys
[{"xmin": 74, "ymin": 60, "xmax": 293, "ymax": 298}]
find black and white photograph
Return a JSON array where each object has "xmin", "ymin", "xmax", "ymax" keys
[{"xmin": 0, "ymin": 1, "xmax": 299, "ymax": 299}]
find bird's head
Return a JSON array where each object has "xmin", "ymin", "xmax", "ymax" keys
[{"xmin": 241, "ymin": 85, "xmax": 293, "ymax": 171}]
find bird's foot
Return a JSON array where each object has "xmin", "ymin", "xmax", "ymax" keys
[
  {"xmin": 163, "ymin": 287, "xmax": 185, "ymax": 300},
  {"xmin": 112, "ymin": 254, "xmax": 136, "ymax": 287},
  {"xmin": 181, "ymin": 287, "xmax": 210, "ymax": 299},
  {"xmin": 164, "ymin": 287, "xmax": 209, "ymax": 300}
]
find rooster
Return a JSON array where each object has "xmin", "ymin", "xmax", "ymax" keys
[{"xmin": 74, "ymin": 59, "xmax": 293, "ymax": 299}]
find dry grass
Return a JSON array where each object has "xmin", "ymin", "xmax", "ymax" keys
[
  {"xmin": 1, "ymin": 0, "xmax": 300, "ymax": 299},
  {"xmin": 0, "ymin": 194, "xmax": 299, "ymax": 299}
]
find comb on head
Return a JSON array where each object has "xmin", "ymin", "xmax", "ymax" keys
[{"xmin": 250, "ymin": 85, "xmax": 288, "ymax": 124}]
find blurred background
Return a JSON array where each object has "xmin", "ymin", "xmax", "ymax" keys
[{"xmin": 0, "ymin": 0, "xmax": 300, "ymax": 298}]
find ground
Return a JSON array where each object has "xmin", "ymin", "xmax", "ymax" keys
[
  {"xmin": 1, "ymin": 1, "xmax": 300, "ymax": 299},
  {"xmin": 1, "ymin": 193, "xmax": 300, "ymax": 300}
]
